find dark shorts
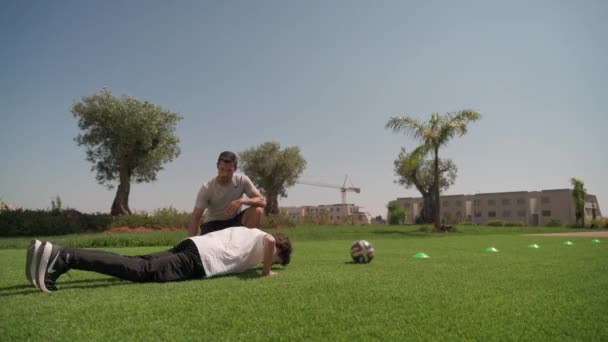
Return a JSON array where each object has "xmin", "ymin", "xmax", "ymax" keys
[{"xmin": 200, "ymin": 210, "xmax": 245, "ymax": 235}]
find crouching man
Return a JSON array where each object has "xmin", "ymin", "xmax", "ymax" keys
[{"xmin": 25, "ymin": 227, "xmax": 292, "ymax": 292}]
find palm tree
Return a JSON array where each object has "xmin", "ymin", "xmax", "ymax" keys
[
  {"xmin": 386, "ymin": 110, "xmax": 481, "ymax": 230},
  {"xmin": 570, "ymin": 177, "xmax": 586, "ymax": 227}
]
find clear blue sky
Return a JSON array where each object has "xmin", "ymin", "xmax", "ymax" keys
[{"xmin": 1, "ymin": 0, "xmax": 606, "ymax": 218}]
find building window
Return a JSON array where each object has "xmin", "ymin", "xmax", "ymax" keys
[
  {"xmin": 455, "ymin": 201, "xmax": 462, "ymax": 206},
  {"xmin": 517, "ymin": 198, "xmax": 525, "ymax": 205},
  {"xmin": 443, "ymin": 201, "xmax": 449, "ymax": 207},
  {"xmin": 541, "ymin": 197, "xmax": 551, "ymax": 204},
  {"xmin": 542, "ymin": 210, "xmax": 551, "ymax": 217},
  {"xmin": 502, "ymin": 199, "xmax": 511, "ymax": 205},
  {"xmin": 455, "ymin": 211, "xmax": 462, "ymax": 219},
  {"xmin": 518, "ymin": 210, "xmax": 526, "ymax": 217},
  {"xmin": 336, "ymin": 208, "xmax": 340, "ymax": 212},
  {"xmin": 474, "ymin": 211, "xmax": 482, "ymax": 217},
  {"xmin": 503, "ymin": 211, "xmax": 511, "ymax": 217},
  {"xmin": 473, "ymin": 200, "xmax": 481, "ymax": 206},
  {"xmin": 488, "ymin": 211, "xmax": 496, "ymax": 217},
  {"xmin": 488, "ymin": 200, "xmax": 496, "ymax": 206}
]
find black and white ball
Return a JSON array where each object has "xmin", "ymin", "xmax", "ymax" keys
[{"xmin": 350, "ymin": 240, "xmax": 375, "ymax": 264}]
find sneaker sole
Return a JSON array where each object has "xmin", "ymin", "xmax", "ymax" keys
[
  {"xmin": 25, "ymin": 240, "xmax": 42, "ymax": 289},
  {"xmin": 37, "ymin": 242, "xmax": 54, "ymax": 293}
]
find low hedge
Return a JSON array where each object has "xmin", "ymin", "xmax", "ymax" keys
[
  {"xmin": 0, "ymin": 207, "xmax": 191, "ymax": 237},
  {"xmin": 486, "ymin": 220, "xmax": 505, "ymax": 227},
  {"xmin": 0, "ymin": 209, "xmax": 111, "ymax": 237},
  {"xmin": 486, "ymin": 220, "xmax": 526, "ymax": 227},
  {"xmin": 545, "ymin": 218, "xmax": 562, "ymax": 227},
  {"xmin": 503, "ymin": 221, "xmax": 526, "ymax": 227}
]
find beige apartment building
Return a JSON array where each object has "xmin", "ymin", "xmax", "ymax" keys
[
  {"xmin": 281, "ymin": 203, "xmax": 371, "ymax": 224},
  {"xmin": 394, "ymin": 189, "xmax": 602, "ymax": 226}
]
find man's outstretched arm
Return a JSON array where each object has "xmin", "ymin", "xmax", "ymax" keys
[
  {"xmin": 187, "ymin": 207, "xmax": 204, "ymax": 237},
  {"xmin": 262, "ymin": 234, "xmax": 277, "ymax": 276}
]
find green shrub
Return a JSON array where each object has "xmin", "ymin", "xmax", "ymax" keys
[
  {"xmin": 295, "ymin": 212, "xmax": 368, "ymax": 226},
  {"xmin": 387, "ymin": 201, "xmax": 407, "ymax": 225},
  {"xmin": 111, "ymin": 207, "xmax": 191, "ymax": 229},
  {"xmin": 418, "ymin": 225, "xmax": 431, "ymax": 232},
  {"xmin": 112, "ymin": 207, "xmax": 190, "ymax": 229},
  {"xmin": 261, "ymin": 213, "xmax": 296, "ymax": 229},
  {"xmin": 437, "ymin": 224, "xmax": 458, "ymax": 233},
  {"xmin": 298, "ymin": 213, "xmax": 330, "ymax": 225},
  {"xmin": 588, "ymin": 218, "xmax": 600, "ymax": 228},
  {"xmin": 504, "ymin": 221, "xmax": 525, "ymax": 227},
  {"xmin": 486, "ymin": 220, "xmax": 505, "ymax": 227},
  {"xmin": 545, "ymin": 218, "xmax": 562, "ymax": 227},
  {"xmin": 50, "ymin": 195, "xmax": 63, "ymax": 212},
  {"xmin": 80, "ymin": 212, "xmax": 113, "ymax": 232},
  {"xmin": 388, "ymin": 213, "xmax": 406, "ymax": 225},
  {"xmin": 458, "ymin": 221, "xmax": 476, "ymax": 226},
  {"xmin": 111, "ymin": 214, "xmax": 148, "ymax": 228},
  {"xmin": 587, "ymin": 218, "xmax": 608, "ymax": 229},
  {"xmin": 148, "ymin": 206, "xmax": 191, "ymax": 228}
]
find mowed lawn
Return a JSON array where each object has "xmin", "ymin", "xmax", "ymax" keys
[{"xmin": 1, "ymin": 226, "xmax": 607, "ymax": 341}]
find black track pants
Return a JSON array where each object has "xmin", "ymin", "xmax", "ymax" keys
[{"xmin": 65, "ymin": 239, "xmax": 205, "ymax": 283}]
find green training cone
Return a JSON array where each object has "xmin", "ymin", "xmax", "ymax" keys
[
  {"xmin": 528, "ymin": 244, "xmax": 540, "ymax": 249},
  {"xmin": 563, "ymin": 241, "xmax": 574, "ymax": 245},
  {"xmin": 592, "ymin": 239, "xmax": 600, "ymax": 243},
  {"xmin": 413, "ymin": 252, "xmax": 430, "ymax": 259},
  {"xmin": 485, "ymin": 247, "xmax": 499, "ymax": 252}
]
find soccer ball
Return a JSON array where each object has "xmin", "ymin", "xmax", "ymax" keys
[{"xmin": 350, "ymin": 240, "xmax": 375, "ymax": 263}]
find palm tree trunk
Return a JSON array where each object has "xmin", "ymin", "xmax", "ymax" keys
[
  {"xmin": 421, "ymin": 195, "xmax": 434, "ymax": 224},
  {"xmin": 408, "ymin": 168, "xmax": 433, "ymax": 223},
  {"xmin": 434, "ymin": 146, "xmax": 441, "ymax": 230}
]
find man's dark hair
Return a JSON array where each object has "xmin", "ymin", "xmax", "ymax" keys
[
  {"xmin": 272, "ymin": 233, "xmax": 292, "ymax": 266},
  {"xmin": 217, "ymin": 151, "xmax": 238, "ymax": 169}
]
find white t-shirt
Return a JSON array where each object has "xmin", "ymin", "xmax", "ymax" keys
[
  {"xmin": 189, "ymin": 226, "xmax": 267, "ymax": 278},
  {"xmin": 194, "ymin": 173, "xmax": 259, "ymax": 222}
]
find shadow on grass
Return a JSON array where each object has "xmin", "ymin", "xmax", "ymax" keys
[
  {"xmin": 2, "ymin": 267, "xmax": 286, "ymax": 296},
  {"xmin": 234, "ymin": 266, "xmax": 287, "ymax": 281},
  {"xmin": 0, "ymin": 278, "xmax": 131, "ymax": 297},
  {"xmin": 235, "ymin": 268, "xmax": 264, "ymax": 280}
]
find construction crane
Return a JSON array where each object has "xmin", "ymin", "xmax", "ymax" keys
[{"xmin": 296, "ymin": 175, "xmax": 361, "ymax": 205}]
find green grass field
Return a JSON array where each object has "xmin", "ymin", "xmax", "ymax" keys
[{"xmin": 1, "ymin": 225, "xmax": 607, "ymax": 340}]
